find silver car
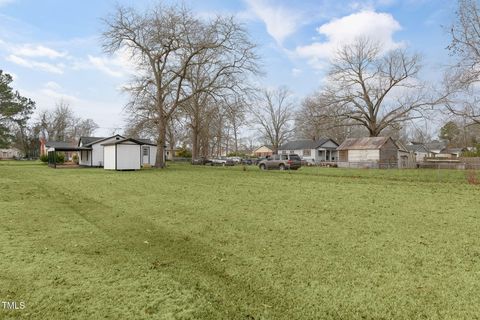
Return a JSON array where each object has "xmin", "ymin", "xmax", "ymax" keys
[{"xmin": 258, "ymin": 154, "xmax": 302, "ymax": 170}]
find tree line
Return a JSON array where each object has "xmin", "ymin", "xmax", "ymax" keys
[
  {"xmin": 0, "ymin": 72, "xmax": 98, "ymax": 157},
  {"xmin": 2, "ymin": 0, "xmax": 480, "ymax": 163}
]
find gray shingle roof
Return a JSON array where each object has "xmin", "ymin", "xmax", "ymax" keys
[
  {"xmin": 101, "ymin": 138, "xmax": 156, "ymax": 146},
  {"xmin": 279, "ymin": 138, "xmax": 337, "ymax": 150},
  {"xmin": 45, "ymin": 141, "xmax": 76, "ymax": 148},
  {"xmin": 78, "ymin": 136, "xmax": 106, "ymax": 146},
  {"xmin": 407, "ymin": 144, "xmax": 429, "ymax": 153}
]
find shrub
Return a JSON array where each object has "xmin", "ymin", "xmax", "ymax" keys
[
  {"xmin": 40, "ymin": 154, "xmax": 48, "ymax": 163},
  {"xmin": 72, "ymin": 154, "xmax": 79, "ymax": 164},
  {"xmin": 177, "ymin": 148, "xmax": 192, "ymax": 158},
  {"xmin": 56, "ymin": 153, "xmax": 65, "ymax": 164},
  {"xmin": 466, "ymin": 170, "xmax": 479, "ymax": 185},
  {"xmin": 227, "ymin": 151, "xmax": 248, "ymax": 157}
]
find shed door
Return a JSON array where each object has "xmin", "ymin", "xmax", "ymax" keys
[{"xmin": 142, "ymin": 147, "xmax": 150, "ymax": 164}]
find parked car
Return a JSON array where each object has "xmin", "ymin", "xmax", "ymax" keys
[
  {"xmin": 210, "ymin": 157, "xmax": 235, "ymax": 166},
  {"xmin": 241, "ymin": 158, "xmax": 253, "ymax": 165},
  {"xmin": 301, "ymin": 159, "xmax": 316, "ymax": 166},
  {"xmin": 258, "ymin": 154, "xmax": 302, "ymax": 170},
  {"xmin": 228, "ymin": 156, "xmax": 242, "ymax": 164},
  {"xmin": 191, "ymin": 157, "xmax": 212, "ymax": 165}
]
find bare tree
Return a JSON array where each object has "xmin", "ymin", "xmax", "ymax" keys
[
  {"xmin": 319, "ymin": 38, "xmax": 443, "ymax": 137},
  {"xmin": 103, "ymin": 3, "xmax": 259, "ymax": 168},
  {"xmin": 37, "ymin": 100, "xmax": 98, "ymax": 143},
  {"xmin": 445, "ymin": 0, "xmax": 480, "ymax": 124},
  {"xmin": 251, "ymin": 87, "xmax": 295, "ymax": 153},
  {"xmin": 295, "ymin": 91, "xmax": 361, "ymax": 142},
  {"xmin": 224, "ymin": 97, "xmax": 246, "ymax": 154}
]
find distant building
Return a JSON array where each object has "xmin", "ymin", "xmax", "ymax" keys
[
  {"xmin": 252, "ymin": 145, "xmax": 274, "ymax": 158},
  {"xmin": 337, "ymin": 137, "xmax": 415, "ymax": 169},
  {"xmin": 278, "ymin": 138, "xmax": 339, "ymax": 163},
  {"xmin": 0, "ymin": 148, "xmax": 21, "ymax": 159}
]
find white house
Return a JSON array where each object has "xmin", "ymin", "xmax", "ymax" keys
[
  {"xmin": 278, "ymin": 138, "xmax": 339, "ymax": 163},
  {"xmin": 78, "ymin": 135, "xmax": 157, "ymax": 167},
  {"xmin": 103, "ymin": 138, "xmax": 156, "ymax": 170}
]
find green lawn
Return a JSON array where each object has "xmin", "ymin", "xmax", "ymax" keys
[{"xmin": 1, "ymin": 161, "xmax": 479, "ymax": 319}]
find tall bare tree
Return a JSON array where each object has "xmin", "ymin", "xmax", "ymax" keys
[
  {"xmin": 445, "ymin": 0, "xmax": 480, "ymax": 124},
  {"xmin": 37, "ymin": 101, "xmax": 98, "ymax": 143},
  {"xmin": 102, "ymin": 3, "xmax": 259, "ymax": 168},
  {"xmin": 251, "ymin": 87, "xmax": 295, "ymax": 153},
  {"xmin": 319, "ymin": 38, "xmax": 443, "ymax": 137},
  {"xmin": 295, "ymin": 91, "xmax": 361, "ymax": 142},
  {"xmin": 224, "ymin": 97, "xmax": 246, "ymax": 154}
]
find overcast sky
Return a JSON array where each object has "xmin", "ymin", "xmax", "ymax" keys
[{"xmin": 0, "ymin": 0, "xmax": 456, "ymax": 136}]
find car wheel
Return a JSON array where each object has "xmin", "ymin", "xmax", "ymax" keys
[
  {"xmin": 279, "ymin": 164, "xmax": 285, "ymax": 170},
  {"xmin": 259, "ymin": 164, "xmax": 266, "ymax": 170}
]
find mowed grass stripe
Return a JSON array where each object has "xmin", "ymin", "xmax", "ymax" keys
[{"xmin": 0, "ymin": 162, "xmax": 479, "ymax": 319}]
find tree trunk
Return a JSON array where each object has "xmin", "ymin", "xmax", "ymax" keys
[
  {"xmin": 155, "ymin": 116, "xmax": 167, "ymax": 168},
  {"xmin": 191, "ymin": 127, "xmax": 199, "ymax": 159}
]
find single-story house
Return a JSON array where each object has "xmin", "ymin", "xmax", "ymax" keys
[
  {"xmin": 103, "ymin": 138, "xmax": 156, "ymax": 170},
  {"xmin": 406, "ymin": 143, "xmax": 433, "ymax": 162},
  {"xmin": 0, "ymin": 148, "xmax": 21, "ymax": 159},
  {"xmin": 77, "ymin": 135, "xmax": 157, "ymax": 167},
  {"xmin": 278, "ymin": 138, "xmax": 339, "ymax": 163},
  {"xmin": 437, "ymin": 147, "xmax": 468, "ymax": 158},
  {"xmin": 337, "ymin": 136, "xmax": 413, "ymax": 169},
  {"xmin": 253, "ymin": 145, "xmax": 274, "ymax": 158},
  {"xmin": 424, "ymin": 141, "xmax": 447, "ymax": 156}
]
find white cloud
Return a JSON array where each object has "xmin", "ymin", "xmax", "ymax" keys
[
  {"xmin": 6, "ymin": 54, "xmax": 64, "ymax": 74},
  {"xmin": 245, "ymin": 0, "xmax": 303, "ymax": 44},
  {"xmin": 291, "ymin": 68, "xmax": 302, "ymax": 78},
  {"xmin": 296, "ymin": 10, "xmax": 402, "ymax": 68},
  {"xmin": 84, "ymin": 49, "xmax": 138, "ymax": 78},
  {"xmin": 87, "ymin": 55, "xmax": 124, "ymax": 78},
  {"xmin": 44, "ymin": 81, "xmax": 62, "ymax": 91},
  {"xmin": 15, "ymin": 44, "xmax": 67, "ymax": 59},
  {"xmin": 0, "ymin": 0, "xmax": 15, "ymax": 7}
]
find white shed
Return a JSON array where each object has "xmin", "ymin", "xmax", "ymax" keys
[{"xmin": 102, "ymin": 138, "xmax": 155, "ymax": 170}]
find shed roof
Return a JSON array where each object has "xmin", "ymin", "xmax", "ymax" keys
[
  {"xmin": 279, "ymin": 138, "xmax": 338, "ymax": 150},
  {"xmin": 337, "ymin": 137, "xmax": 397, "ymax": 150}
]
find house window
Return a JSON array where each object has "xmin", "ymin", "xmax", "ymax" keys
[
  {"xmin": 303, "ymin": 149, "xmax": 311, "ymax": 156},
  {"xmin": 143, "ymin": 147, "xmax": 149, "ymax": 156},
  {"xmin": 281, "ymin": 150, "xmax": 287, "ymax": 154},
  {"xmin": 290, "ymin": 150, "xmax": 294, "ymax": 154}
]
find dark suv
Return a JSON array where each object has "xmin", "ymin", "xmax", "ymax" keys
[{"xmin": 258, "ymin": 154, "xmax": 302, "ymax": 170}]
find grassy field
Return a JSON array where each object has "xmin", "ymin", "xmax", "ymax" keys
[{"xmin": 1, "ymin": 161, "xmax": 479, "ymax": 319}]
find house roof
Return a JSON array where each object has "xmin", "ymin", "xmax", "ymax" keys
[
  {"xmin": 439, "ymin": 147, "xmax": 467, "ymax": 154},
  {"xmin": 101, "ymin": 138, "xmax": 156, "ymax": 146},
  {"xmin": 425, "ymin": 141, "xmax": 446, "ymax": 151},
  {"xmin": 337, "ymin": 137, "xmax": 397, "ymax": 150},
  {"xmin": 79, "ymin": 135, "xmax": 156, "ymax": 147},
  {"xmin": 279, "ymin": 138, "xmax": 338, "ymax": 150},
  {"xmin": 253, "ymin": 145, "xmax": 273, "ymax": 152},
  {"xmin": 407, "ymin": 144, "xmax": 430, "ymax": 153},
  {"xmin": 79, "ymin": 135, "xmax": 125, "ymax": 147},
  {"xmin": 45, "ymin": 141, "xmax": 76, "ymax": 148}
]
